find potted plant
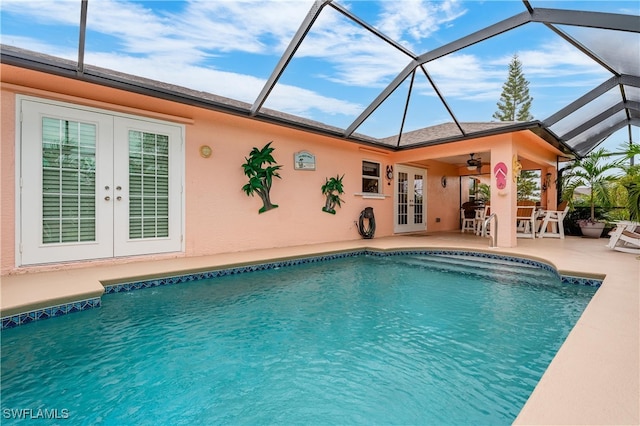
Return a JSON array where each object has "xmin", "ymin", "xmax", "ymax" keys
[
  {"xmin": 321, "ymin": 174, "xmax": 345, "ymax": 214},
  {"xmin": 561, "ymin": 148, "xmax": 621, "ymax": 237},
  {"xmin": 241, "ymin": 141, "xmax": 282, "ymax": 214}
]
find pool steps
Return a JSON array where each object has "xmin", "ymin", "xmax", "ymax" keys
[
  {"xmin": 1, "ymin": 250, "xmax": 602, "ymax": 329},
  {"xmin": 396, "ymin": 254, "xmax": 557, "ymax": 283}
]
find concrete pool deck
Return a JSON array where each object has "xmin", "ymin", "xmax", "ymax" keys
[{"xmin": 1, "ymin": 232, "xmax": 638, "ymax": 424}]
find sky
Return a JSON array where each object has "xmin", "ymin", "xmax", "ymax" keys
[{"xmin": 1, "ymin": 0, "xmax": 638, "ymax": 154}]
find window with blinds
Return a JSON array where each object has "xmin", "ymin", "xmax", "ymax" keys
[
  {"xmin": 41, "ymin": 117, "xmax": 96, "ymax": 244},
  {"xmin": 128, "ymin": 130, "xmax": 169, "ymax": 239},
  {"xmin": 362, "ymin": 160, "xmax": 381, "ymax": 193}
]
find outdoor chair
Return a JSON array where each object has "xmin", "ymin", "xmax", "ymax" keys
[
  {"xmin": 516, "ymin": 200, "xmax": 537, "ymax": 238},
  {"xmin": 537, "ymin": 201, "xmax": 569, "ymax": 239},
  {"xmin": 460, "ymin": 201, "xmax": 480, "ymax": 233},
  {"xmin": 607, "ymin": 221, "xmax": 640, "ymax": 254},
  {"xmin": 475, "ymin": 203, "xmax": 491, "ymax": 236}
]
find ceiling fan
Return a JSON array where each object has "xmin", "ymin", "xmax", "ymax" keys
[{"xmin": 467, "ymin": 153, "xmax": 482, "ymax": 171}]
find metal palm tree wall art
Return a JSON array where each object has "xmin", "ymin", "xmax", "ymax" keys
[{"xmin": 242, "ymin": 141, "xmax": 282, "ymax": 214}]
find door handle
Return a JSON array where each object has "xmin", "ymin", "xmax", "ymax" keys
[
  {"xmin": 104, "ymin": 196, "xmax": 111, "ymax": 201},
  {"xmin": 116, "ymin": 196, "xmax": 122, "ymax": 201}
]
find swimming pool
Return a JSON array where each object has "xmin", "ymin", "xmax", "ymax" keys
[{"xmin": 1, "ymin": 251, "xmax": 597, "ymax": 424}]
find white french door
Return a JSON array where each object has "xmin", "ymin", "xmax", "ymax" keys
[
  {"xmin": 18, "ymin": 98, "xmax": 183, "ymax": 266},
  {"xmin": 113, "ymin": 116, "xmax": 182, "ymax": 257},
  {"xmin": 394, "ymin": 165, "xmax": 426, "ymax": 233}
]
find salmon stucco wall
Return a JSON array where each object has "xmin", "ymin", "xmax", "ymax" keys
[
  {"xmin": 1, "ymin": 71, "xmax": 412, "ymax": 274},
  {"xmin": 411, "ymin": 160, "xmax": 462, "ymax": 232},
  {"xmin": 182, "ymin": 107, "xmax": 396, "ymax": 258},
  {"xmin": 1, "ymin": 63, "xmax": 562, "ymax": 273}
]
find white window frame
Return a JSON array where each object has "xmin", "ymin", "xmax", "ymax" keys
[{"xmin": 361, "ymin": 160, "xmax": 382, "ymax": 195}]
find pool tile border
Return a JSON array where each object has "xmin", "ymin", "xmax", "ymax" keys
[
  {"xmin": 2, "ymin": 250, "xmax": 601, "ymax": 330},
  {"xmin": 1, "ymin": 297, "xmax": 101, "ymax": 330}
]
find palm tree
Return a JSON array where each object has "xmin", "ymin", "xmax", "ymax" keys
[
  {"xmin": 475, "ymin": 183, "xmax": 491, "ymax": 202},
  {"xmin": 242, "ymin": 141, "xmax": 282, "ymax": 213},
  {"xmin": 561, "ymin": 148, "xmax": 622, "ymax": 223},
  {"xmin": 619, "ymin": 143, "xmax": 640, "ymax": 221}
]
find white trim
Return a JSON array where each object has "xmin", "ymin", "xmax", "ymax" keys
[
  {"xmin": 394, "ymin": 165, "xmax": 427, "ymax": 234},
  {"xmin": 20, "ymin": 100, "xmax": 115, "ymax": 264},
  {"xmin": 361, "ymin": 159, "xmax": 382, "ymax": 194},
  {"xmin": 15, "ymin": 96, "xmax": 23, "ymax": 268},
  {"xmin": 16, "ymin": 94, "xmax": 188, "ymax": 128},
  {"xmin": 6, "ymin": 85, "xmax": 195, "ymax": 125},
  {"xmin": 353, "ymin": 193, "xmax": 388, "ymax": 199}
]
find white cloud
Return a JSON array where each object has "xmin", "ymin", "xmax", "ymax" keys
[
  {"xmin": 176, "ymin": 0, "xmax": 314, "ymax": 53},
  {"xmin": 1, "ymin": 0, "xmax": 626, "ymax": 132},
  {"xmin": 264, "ymin": 84, "xmax": 363, "ymax": 117},
  {"xmin": 2, "ymin": 0, "xmax": 312, "ymax": 59},
  {"xmin": 0, "ymin": 0, "xmax": 465, "ymax": 94},
  {"xmin": 287, "ymin": 0, "xmax": 469, "ymax": 89},
  {"xmin": 505, "ymin": 42, "xmax": 609, "ymax": 79},
  {"xmin": 2, "ymin": 0, "xmax": 362, "ymax": 117},
  {"xmin": 85, "ymin": 51, "xmax": 362, "ymax": 117},
  {"xmin": 418, "ymin": 53, "xmax": 503, "ymax": 101},
  {"xmin": 376, "ymin": 0, "xmax": 466, "ymax": 46},
  {"xmin": 0, "ymin": 35, "xmax": 77, "ymax": 60},
  {"xmin": 0, "ymin": 0, "xmax": 81, "ymax": 25},
  {"xmin": 412, "ymin": 36, "xmax": 613, "ymax": 108}
]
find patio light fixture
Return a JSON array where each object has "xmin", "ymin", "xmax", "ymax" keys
[
  {"xmin": 542, "ymin": 172, "xmax": 552, "ymax": 191},
  {"xmin": 467, "ymin": 153, "xmax": 482, "ymax": 171}
]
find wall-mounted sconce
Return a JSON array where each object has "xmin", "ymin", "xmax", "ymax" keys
[
  {"xmin": 542, "ymin": 172, "xmax": 552, "ymax": 191},
  {"xmin": 386, "ymin": 165, "xmax": 393, "ymax": 185}
]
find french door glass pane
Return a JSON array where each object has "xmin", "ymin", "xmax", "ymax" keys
[
  {"xmin": 414, "ymin": 174, "xmax": 423, "ymax": 224},
  {"xmin": 41, "ymin": 117, "xmax": 96, "ymax": 244},
  {"xmin": 397, "ymin": 172, "xmax": 408, "ymax": 225},
  {"xmin": 129, "ymin": 131, "xmax": 170, "ymax": 239}
]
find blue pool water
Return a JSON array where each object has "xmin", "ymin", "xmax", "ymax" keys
[{"xmin": 1, "ymin": 253, "xmax": 596, "ymax": 425}]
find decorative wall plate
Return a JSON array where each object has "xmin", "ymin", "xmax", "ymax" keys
[{"xmin": 199, "ymin": 145, "xmax": 212, "ymax": 158}]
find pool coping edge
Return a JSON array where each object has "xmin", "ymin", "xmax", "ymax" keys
[{"xmin": 1, "ymin": 248, "xmax": 603, "ymax": 330}]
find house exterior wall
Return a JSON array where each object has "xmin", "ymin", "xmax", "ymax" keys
[
  {"xmin": 0, "ymin": 64, "xmax": 562, "ymax": 275},
  {"xmin": 181, "ymin": 106, "xmax": 397, "ymax": 257},
  {"xmin": 0, "ymin": 65, "xmax": 449, "ymax": 275}
]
